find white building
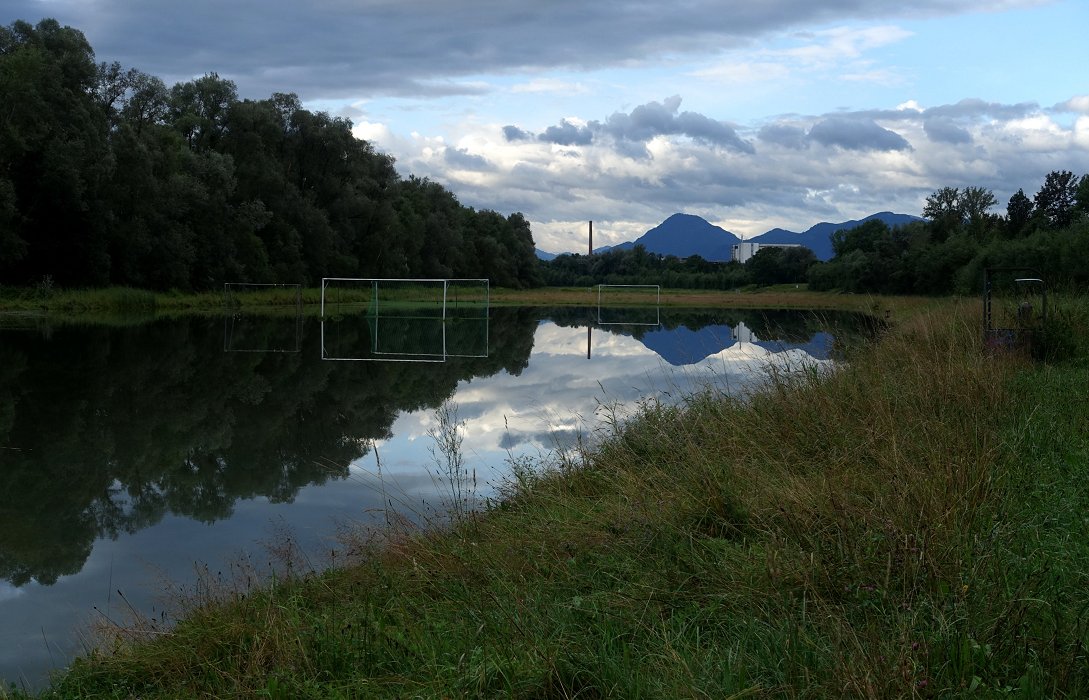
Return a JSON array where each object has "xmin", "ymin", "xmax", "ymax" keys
[{"xmin": 731, "ymin": 241, "xmax": 804, "ymax": 264}]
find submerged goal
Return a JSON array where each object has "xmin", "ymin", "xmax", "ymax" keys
[
  {"xmin": 320, "ymin": 278, "xmax": 489, "ymax": 362},
  {"xmin": 222, "ymin": 283, "xmax": 303, "ymax": 352},
  {"xmin": 596, "ymin": 284, "xmax": 661, "ymax": 326}
]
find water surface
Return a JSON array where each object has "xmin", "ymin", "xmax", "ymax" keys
[{"xmin": 0, "ymin": 306, "xmax": 872, "ymax": 688}]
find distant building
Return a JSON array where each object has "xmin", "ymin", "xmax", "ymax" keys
[{"xmin": 731, "ymin": 241, "xmax": 805, "ymax": 264}]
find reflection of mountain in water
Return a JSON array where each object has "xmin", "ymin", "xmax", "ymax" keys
[
  {"xmin": 543, "ymin": 307, "xmax": 875, "ymax": 366},
  {"xmin": 639, "ymin": 325, "xmax": 735, "ymax": 365},
  {"xmin": 638, "ymin": 322, "xmax": 836, "ymax": 365},
  {"xmin": 0, "ymin": 310, "xmax": 538, "ymax": 587}
]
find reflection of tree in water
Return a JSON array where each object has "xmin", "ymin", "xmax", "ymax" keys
[{"xmin": 0, "ymin": 308, "xmax": 536, "ymax": 586}]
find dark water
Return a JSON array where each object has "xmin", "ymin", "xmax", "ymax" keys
[{"xmin": 0, "ymin": 306, "xmax": 875, "ymax": 688}]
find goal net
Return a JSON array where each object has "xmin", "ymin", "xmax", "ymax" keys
[
  {"xmin": 320, "ymin": 278, "xmax": 489, "ymax": 361},
  {"xmin": 222, "ymin": 283, "xmax": 303, "ymax": 352}
]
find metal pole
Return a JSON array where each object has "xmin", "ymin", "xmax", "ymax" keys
[{"xmin": 589, "ymin": 220, "xmax": 593, "ymax": 256}]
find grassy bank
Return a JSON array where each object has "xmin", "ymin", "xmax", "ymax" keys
[{"xmin": 15, "ymin": 297, "xmax": 1089, "ymax": 698}]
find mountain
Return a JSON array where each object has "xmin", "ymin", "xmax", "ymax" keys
[
  {"xmin": 539, "ymin": 211, "xmax": 922, "ymax": 261},
  {"xmin": 637, "ymin": 324, "xmax": 737, "ymax": 365},
  {"xmin": 748, "ymin": 212, "xmax": 922, "ymax": 261},
  {"xmin": 628, "ymin": 213, "xmax": 741, "ymax": 261},
  {"xmin": 535, "ymin": 248, "xmax": 558, "ymax": 261}
]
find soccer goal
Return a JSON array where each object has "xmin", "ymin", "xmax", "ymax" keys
[
  {"xmin": 223, "ymin": 283, "xmax": 303, "ymax": 353},
  {"xmin": 320, "ymin": 278, "xmax": 490, "ymax": 361},
  {"xmin": 596, "ymin": 284, "xmax": 661, "ymax": 326}
]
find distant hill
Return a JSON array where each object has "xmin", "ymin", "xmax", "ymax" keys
[
  {"xmin": 749, "ymin": 212, "xmax": 922, "ymax": 261},
  {"xmin": 629, "ymin": 213, "xmax": 741, "ymax": 261},
  {"xmin": 535, "ymin": 248, "xmax": 558, "ymax": 261},
  {"xmin": 537, "ymin": 211, "xmax": 922, "ymax": 262}
]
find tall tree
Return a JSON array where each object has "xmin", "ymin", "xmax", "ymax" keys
[
  {"xmin": 1005, "ymin": 188, "xmax": 1033, "ymax": 237},
  {"xmin": 1033, "ymin": 170, "xmax": 1079, "ymax": 229},
  {"xmin": 0, "ymin": 18, "xmax": 111, "ymax": 285},
  {"xmin": 1074, "ymin": 174, "xmax": 1089, "ymax": 217},
  {"xmin": 923, "ymin": 186, "xmax": 961, "ymax": 242},
  {"xmin": 169, "ymin": 73, "xmax": 238, "ymax": 152},
  {"xmin": 959, "ymin": 186, "xmax": 998, "ymax": 239}
]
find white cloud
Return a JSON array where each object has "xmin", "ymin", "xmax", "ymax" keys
[
  {"xmin": 511, "ymin": 78, "xmax": 589, "ymax": 95},
  {"xmin": 1056, "ymin": 95, "xmax": 1089, "ymax": 114}
]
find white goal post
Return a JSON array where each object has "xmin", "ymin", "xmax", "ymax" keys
[{"xmin": 319, "ymin": 277, "xmax": 490, "ymax": 362}]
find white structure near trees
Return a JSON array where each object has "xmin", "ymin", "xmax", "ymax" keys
[{"xmin": 731, "ymin": 241, "xmax": 805, "ymax": 264}]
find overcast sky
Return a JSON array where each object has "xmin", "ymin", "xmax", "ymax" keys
[{"xmin": 6, "ymin": 0, "xmax": 1089, "ymax": 252}]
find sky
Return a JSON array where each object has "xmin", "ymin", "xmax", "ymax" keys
[{"xmin": 6, "ymin": 0, "xmax": 1089, "ymax": 252}]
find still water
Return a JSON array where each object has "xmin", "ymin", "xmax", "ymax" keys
[{"xmin": 0, "ymin": 306, "xmax": 872, "ymax": 688}]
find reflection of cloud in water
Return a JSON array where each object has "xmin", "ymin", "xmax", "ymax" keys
[
  {"xmin": 355, "ymin": 321, "xmax": 833, "ymax": 485},
  {"xmin": 0, "ymin": 582, "xmax": 24, "ymax": 603}
]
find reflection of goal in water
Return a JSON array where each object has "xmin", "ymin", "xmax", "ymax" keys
[
  {"xmin": 222, "ymin": 283, "xmax": 303, "ymax": 353},
  {"xmin": 596, "ymin": 284, "xmax": 661, "ymax": 326},
  {"xmin": 320, "ymin": 278, "xmax": 489, "ymax": 362}
]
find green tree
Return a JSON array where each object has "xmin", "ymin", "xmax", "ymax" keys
[
  {"xmin": 1074, "ymin": 174, "xmax": 1089, "ymax": 217},
  {"xmin": 169, "ymin": 72, "xmax": 238, "ymax": 152},
  {"xmin": 1033, "ymin": 170, "xmax": 1079, "ymax": 229},
  {"xmin": 1005, "ymin": 188, "xmax": 1033, "ymax": 237},
  {"xmin": 0, "ymin": 18, "xmax": 112, "ymax": 285},
  {"xmin": 959, "ymin": 186, "xmax": 998, "ymax": 239},
  {"xmin": 923, "ymin": 186, "xmax": 961, "ymax": 242}
]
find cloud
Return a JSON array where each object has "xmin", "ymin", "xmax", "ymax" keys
[
  {"xmin": 808, "ymin": 117, "xmax": 912, "ymax": 151},
  {"xmin": 402, "ymin": 92, "xmax": 1089, "ymax": 253},
  {"xmin": 502, "ymin": 125, "xmax": 533, "ymax": 142},
  {"xmin": 923, "ymin": 117, "xmax": 973, "ymax": 144},
  {"xmin": 539, "ymin": 119, "xmax": 594, "ymax": 146},
  {"xmin": 4, "ymin": 0, "xmax": 1044, "ymax": 100},
  {"xmin": 512, "ymin": 78, "xmax": 588, "ymax": 95},
  {"xmin": 444, "ymin": 147, "xmax": 492, "ymax": 171},
  {"xmin": 758, "ymin": 123, "xmax": 810, "ymax": 150},
  {"xmin": 1055, "ymin": 96, "xmax": 1089, "ymax": 114},
  {"xmin": 546, "ymin": 97, "xmax": 756, "ymax": 155}
]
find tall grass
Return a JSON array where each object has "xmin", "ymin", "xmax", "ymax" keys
[{"xmin": 21, "ymin": 298, "xmax": 1089, "ymax": 699}]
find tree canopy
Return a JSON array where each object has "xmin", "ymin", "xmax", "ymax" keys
[{"xmin": 0, "ymin": 19, "xmax": 541, "ymax": 290}]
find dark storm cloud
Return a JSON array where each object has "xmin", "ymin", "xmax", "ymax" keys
[
  {"xmin": 808, "ymin": 117, "xmax": 912, "ymax": 151},
  {"xmin": 923, "ymin": 117, "xmax": 973, "ymax": 144},
  {"xmin": 539, "ymin": 120, "xmax": 594, "ymax": 146},
  {"xmin": 2, "ymin": 0, "xmax": 1021, "ymax": 99},
  {"xmin": 503, "ymin": 125, "xmax": 533, "ymax": 142}
]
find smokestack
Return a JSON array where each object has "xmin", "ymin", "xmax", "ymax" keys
[{"xmin": 589, "ymin": 220, "xmax": 593, "ymax": 256}]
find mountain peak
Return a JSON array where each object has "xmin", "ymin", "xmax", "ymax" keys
[{"xmin": 632, "ymin": 213, "xmax": 740, "ymax": 261}]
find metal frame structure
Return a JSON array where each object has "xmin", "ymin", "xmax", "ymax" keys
[
  {"xmin": 222, "ymin": 283, "xmax": 303, "ymax": 353},
  {"xmin": 982, "ymin": 267, "xmax": 1047, "ymax": 352},
  {"xmin": 319, "ymin": 277, "xmax": 489, "ymax": 362}
]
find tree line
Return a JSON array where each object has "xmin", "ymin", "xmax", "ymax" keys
[
  {"xmin": 0, "ymin": 19, "xmax": 541, "ymax": 291},
  {"xmin": 807, "ymin": 171, "xmax": 1089, "ymax": 294}
]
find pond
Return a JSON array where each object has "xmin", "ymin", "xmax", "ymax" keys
[{"xmin": 0, "ymin": 305, "xmax": 875, "ymax": 688}]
